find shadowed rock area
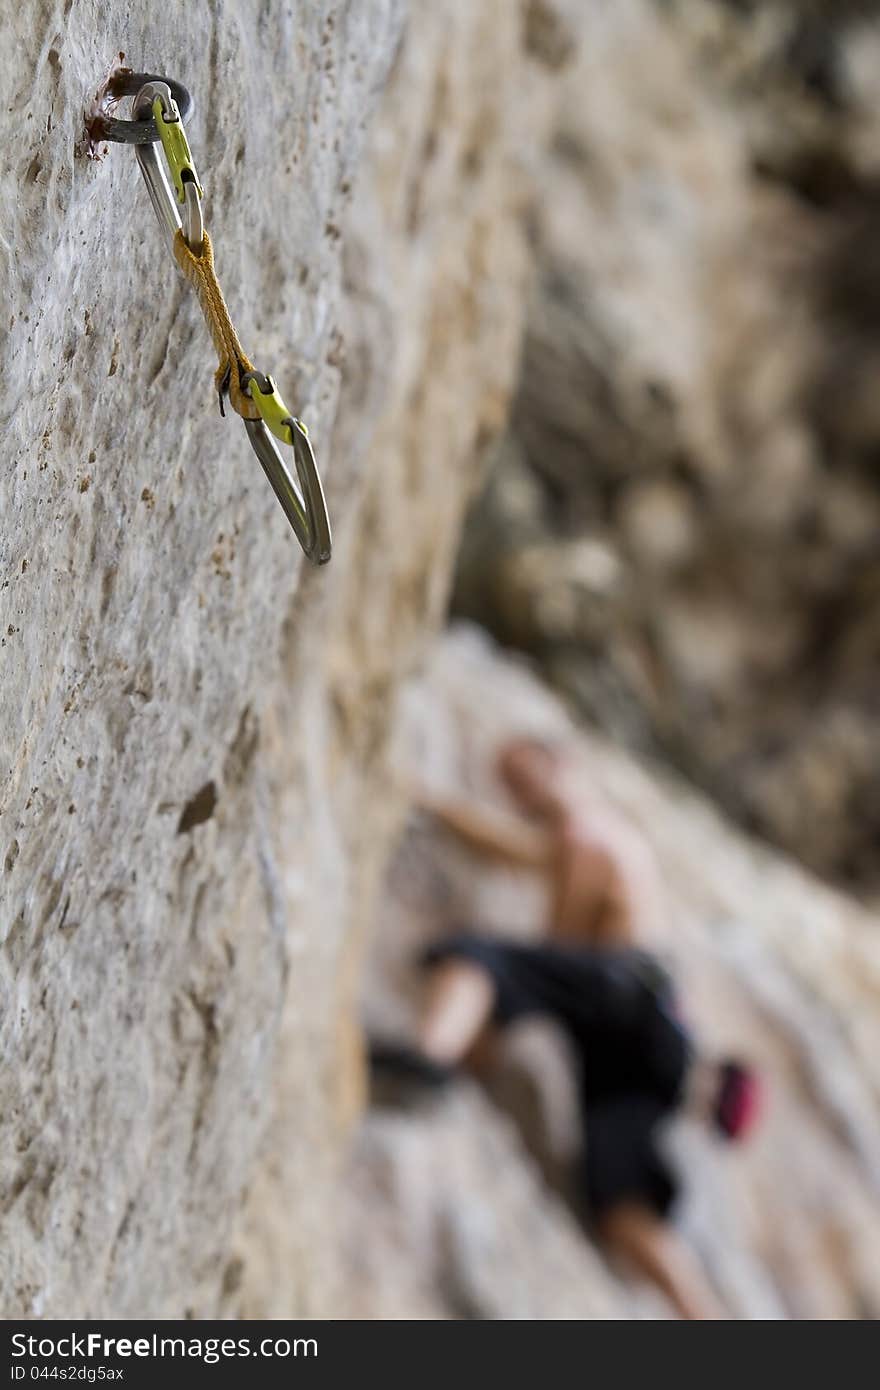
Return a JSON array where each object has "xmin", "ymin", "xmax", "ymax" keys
[{"xmin": 454, "ymin": 0, "xmax": 880, "ymax": 895}]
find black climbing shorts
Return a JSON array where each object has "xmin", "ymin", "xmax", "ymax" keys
[{"xmin": 421, "ymin": 933, "xmax": 690, "ymax": 1217}]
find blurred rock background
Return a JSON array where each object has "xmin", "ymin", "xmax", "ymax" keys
[
  {"xmin": 455, "ymin": 0, "xmax": 880, "ymax": 894},
  {"xmin": 338, "ymin": 0, "xmax": 880, "ymax": 1320}
]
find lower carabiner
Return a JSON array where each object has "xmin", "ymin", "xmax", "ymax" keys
[
  {"xmin": 242, "ymin": 371, "xmax": 332, "ymax": 564},
  {"xmin": 243, "ymin": 415, "xmax": 332, "ymax": 565}
]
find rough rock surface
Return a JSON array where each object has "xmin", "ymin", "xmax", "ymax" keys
[
  {"xmin": 342, "ymin": 627, "xmax": 880, "ymax": 1319},
  {"xmin": 0, "ymin": 2, "xmax": 565, "ymax": 1318},
  {"xmin": 454, "ymin": 0, "xmax": 880, "ymax": 894}
]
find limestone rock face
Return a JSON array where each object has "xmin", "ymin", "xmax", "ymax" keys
[
  {"xmin": 345, "ymin": 627, "xmax": 880, "ymax": 1320},
  {"xmin": 454, "ymin": 0, "xmax": 880, "ymax": 894},
  {"xmin": 0, "ymin": 2, "xmax": 565, "ymax": 1317}
]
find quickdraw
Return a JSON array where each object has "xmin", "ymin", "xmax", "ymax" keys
[{"xmin": 101, "ymin": 72, "xmax": 332, "ymax": 565}]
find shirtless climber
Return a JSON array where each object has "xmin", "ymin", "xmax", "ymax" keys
[{"xmin": 374, "ymin": 736, "xmax": 762, "ymax": 1320}]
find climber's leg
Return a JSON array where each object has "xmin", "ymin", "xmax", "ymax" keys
[
  {"xmin": 368, "ymin": 956, "xmax": 496, "ymax": 1091},
  {"xmin": 371, "ymin": 935, "xmax": 513, "ymax": 1086},
  {"xmin": 417, "ymin": 957, "xmax": 496, "ymax": 1067}
]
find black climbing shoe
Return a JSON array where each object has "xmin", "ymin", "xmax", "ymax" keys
[
  {"xmin": 369, "ymin": 1041, "xmax": 455, "ymax": 1087},
  {"xmin": 368, "ymin": 1040, "xmax": 456, "ymax": 1109}
]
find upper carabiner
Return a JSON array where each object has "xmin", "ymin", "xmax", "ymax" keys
[{"xmin": 132, "ymin": 82, "xmax": 203, "ymax": 252}]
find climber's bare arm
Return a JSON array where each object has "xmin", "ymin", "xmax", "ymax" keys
[
  {"xmin": 414, "ymin": 790, "xmax": 554, "ymax": 871},
  {"xmin": 598, "ymin": 1202, "xmax": 725, "ymax": 1321}
]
